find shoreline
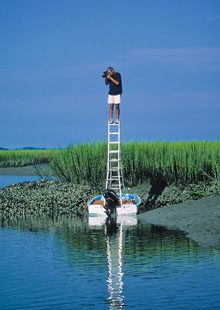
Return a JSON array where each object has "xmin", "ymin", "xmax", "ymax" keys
[
  {"xmin": 0, "ymin": 164, "xmax": 51, "ymax": 176},
  {"xmin": 1, "ymin": 166, "xmax": 220, "ymax": 249},
  {"xmin": 138, "ymin": 195, "xmax": 220, "ymax": 250}
]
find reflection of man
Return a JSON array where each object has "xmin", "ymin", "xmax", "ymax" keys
[{"xmin": 105, "ymin": 66, "xmax": 122, "ymax": 124}]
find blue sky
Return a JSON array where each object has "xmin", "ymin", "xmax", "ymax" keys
[{"xmin": 0, "ymin": 0, "xmax": 220, "ymax": 148}]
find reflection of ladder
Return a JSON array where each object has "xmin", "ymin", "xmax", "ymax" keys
[
  {"xmin": 106, "ymin": 121, "xmax": 125, "ymax": 200},
  {"xmin": 106, "ymin": 222, "xmax": 124, "ymax": 307}
]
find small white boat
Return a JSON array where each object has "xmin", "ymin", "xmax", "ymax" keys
[{"xmin": 87, "ymin": 193, "xmax": 141, "ymax": 217}]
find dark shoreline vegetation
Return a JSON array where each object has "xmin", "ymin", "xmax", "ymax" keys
[
  {"xmin": 0, "ymin": 141, "xmax": 220, "ymax": 220},
  {"xmin": 0, "ymin": 180, "xmax": 96, "ymax": 218}
]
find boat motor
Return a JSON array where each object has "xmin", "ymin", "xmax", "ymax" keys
[{"xmin": 104, "ymin": 188, "xmax": 119, "ymax": 207}]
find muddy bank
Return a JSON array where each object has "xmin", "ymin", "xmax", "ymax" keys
[
  {"xmin": 133, "ymin": 181, "xmax": 220, "ymax": 211},
  {"xmin": 138, "ymin": 195, "xmax": 220, "ymax": 249}
]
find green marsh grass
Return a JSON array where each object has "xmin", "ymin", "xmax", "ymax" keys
[
  {"xmin": 50, "ymin": 143, "xmax": 107, "ymax": 186},
  {"xmin": 1, "ymin": 142, "xmax": 219, "ymax": 186},
  {"xmin": 0, "ymin": 149, "xmax": 57, "ymax": 167},
  {"xmin": 50, "ymin": 141, "xmax": 220, "ymax": 187}
]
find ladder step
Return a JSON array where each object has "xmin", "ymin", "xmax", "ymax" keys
[
  {"xmin": 109, "ymin": 141, "xmax": 119, "ymax": 144},
  {"xmin": 108, "ymin": 162, "xmax": 122, "ymax": 165},
  {"xmin": 109, "ymin": 150, "xmax": 119, "ymax": 153},
  {"xmin": 108, "ymin": 121, "xmax": 120, "ymax": 125},
  {"xmin": 109, "ymin": 159, "xmax": 120, "ymax": 162},
  {"xmin": 108, "ymin": 180, "xmax": 121, "ymax": 183},
  {"xmin": 109, "ymin": 132, "xmax": 119, "ymax": 135}
]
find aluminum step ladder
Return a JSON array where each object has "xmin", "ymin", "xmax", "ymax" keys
[{"xmin": 106, "ymin": 120, "xmax": 125, "ymax": 204}]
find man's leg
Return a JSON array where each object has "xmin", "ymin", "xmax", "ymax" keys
[
  {"xmin": 116, "ymin": 104, "xmax": 120, "ymax": 122},
  {"xmin": 109, "ymin": 104, "xmax": 114, "ymax": 122}
]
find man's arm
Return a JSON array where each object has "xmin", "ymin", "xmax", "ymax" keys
[
  {"xmin": 105, "ymin": 78, "xmax": 109, "ymax": 85},
  {"xmin": 106, "ymin": 75, "xmax": 120, "ymax": 86}
]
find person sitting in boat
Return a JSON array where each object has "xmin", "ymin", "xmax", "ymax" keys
[{"xmin": 103, "ymin": 66, "xmax": 122, "ymax": 124}]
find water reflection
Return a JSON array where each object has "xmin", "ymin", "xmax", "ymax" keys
[
  {"xmin": 105, "ymin": 219, "xmax": 125, "ymax": 309},
  {"xmin": 1, "ymin": 215, "xmax": 220, "ymax": 309},
  {"xmin": 82, "ymin": 215, "xmax": 220, "ymax": 310}
]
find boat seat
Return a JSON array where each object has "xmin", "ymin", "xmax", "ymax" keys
[
  {"xmin": 122, "ymin": 200, "xmax": 135, "ymax": 204},
  {"xmin": 92, "ymin": 200, "xmax": 105, "ymax": 205},
  {"xmin": 92, "ymin": 199, "xmax": 135, "ymax": 205}
]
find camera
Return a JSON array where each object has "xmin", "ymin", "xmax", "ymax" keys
[{"xmin": 102, "ymin": 71, "xmax": 108, "ymax": 78}]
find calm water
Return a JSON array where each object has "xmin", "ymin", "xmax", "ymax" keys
[
  {"xmin": 0, "ymin": 216, "xmax": 220, "ymax": 310},
  {"xmin": 0, "ymin": 175, "xmax": 41, "ymax": 189},
  {"xmin": 0, "ymin": 176, "xmax": 220, "ymax": 309}
]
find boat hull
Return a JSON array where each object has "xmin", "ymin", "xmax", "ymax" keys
[
  {"xmin": 88, "ymin": 203, "xmax": 137, "ymax": 216},
  {"xmin": 88, "ymin": 204, "xmax": 107, "ymax": 216},
  {"xmin": 116, "ymin": 204, "xmax": 137, "ymax": 215}
]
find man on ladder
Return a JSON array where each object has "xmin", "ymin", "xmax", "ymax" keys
[
  {"xmin": 103, "ymin": 66, "xmax": 122, "ymax": 124},
  {"xmin": 102, "ymin": 66, "xmax": 124, "ymax": 207},
  {"xmin": 87, "ymin": 66, "xmax": 140, "ymax": 214}
]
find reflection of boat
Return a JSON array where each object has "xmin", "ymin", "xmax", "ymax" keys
[
  {"xmin": 88, "ymin": 120, "xmax": 141, "ymax": 216},
  {"xmin": 88, "ymin": 214, "xmax": 138, "ymax": 227}
]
